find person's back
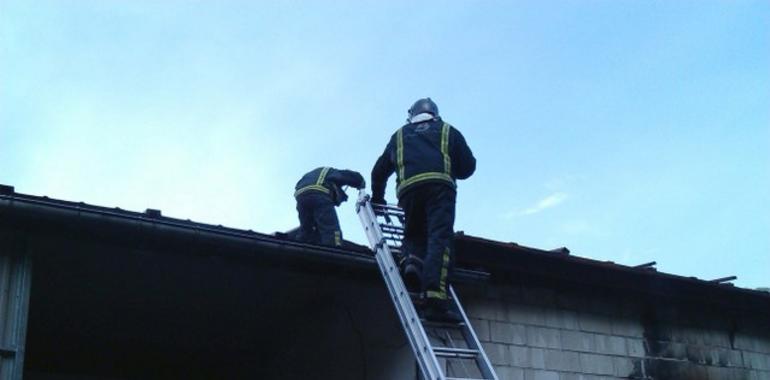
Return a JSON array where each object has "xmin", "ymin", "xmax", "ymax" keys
[
  {"xmin": 294, "ymin": 167, "xmax": 364, "ymax": 247},
  {"xmin": 371, "ymin": 98, "xmax": 475, "ymax": 322}
]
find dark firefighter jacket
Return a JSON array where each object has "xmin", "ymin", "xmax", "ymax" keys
[
  {"xmin": 294, "ymin": 167, "xmax": 365, "ymax": 206},
  {"xmin": 371, "ymin": 117, "xmax": 476, "ymax": 201}
]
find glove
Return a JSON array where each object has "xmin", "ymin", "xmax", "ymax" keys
[{"xmin": 354, "ymin": 173, "xmax": 365, "ymax": 189}]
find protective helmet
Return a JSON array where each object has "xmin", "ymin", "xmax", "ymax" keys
[{"xmin": 408, "ymin": 98, "xmax": 439, "ymax": 118}]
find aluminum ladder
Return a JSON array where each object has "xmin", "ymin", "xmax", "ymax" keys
[{"xmin": 355, "ymin": 190, "xmax": 498, "ymax": 380}]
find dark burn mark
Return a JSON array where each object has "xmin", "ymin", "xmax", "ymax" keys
[{"xmin": 628, "ymin": 305, "xmax": 752, "ymax": 380}]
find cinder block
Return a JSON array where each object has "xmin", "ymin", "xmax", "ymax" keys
[
  {"xmin": 513, "ymin": 324, "xmax": 528, "ymax": 345},
  {"xmin": 544, "ymin": 308, "xmax": 563, "ymax": 329},
  {"xmin": 527, "ymin": 326, "xmax": 562, "ymax": 349},
  {"xmin": 750, "ymin": 369, "xmax": 770, "ymax": 380},
  {"xmin": 578, "ymin": 313, "xmax": 613, "ymax": 335},
  {"xmin": 562, "ymin": 330, "xmax": 595, "ymax": 352},
  {"xmin": 607, "ymin": 336, "xmax": 627, "ymax": 356},
  {"xmin": 544, "ymin": 349, "xmax": 580, "ymax": 372},
  {"xmin": 491, "ymin": 321, "xmax": 515, "ymax": 344},
  {"xmin": 531, "ymin": 348, "xmax": 546, "ymax": 369},
  {"xmin": 708, "ymin": 366, "xmax": 737, "ymax": 380},
  {"xmin": 626, "ymin": 338, "xmax": 645, "ymax": 358},
  {"xmin": 686, "ymin": 344, "xmax": 707, "ymax": 364},
  {"xmin": 491, "ymin": 320, "xmax": 526, "ymax": 345},
  {"xmin": 524, "ymin": 369, "xmax": 560, "ymax": 380},
  {"xmin": 564, "ymin": 375, "xmax": 612, "ymax": 380},
  {"xmin": 726, "ymin": 349, "xmax": 745, "ymax": 367},
  {"xmin": 561, "ymin": 310, "xmax": 580, "ymax": 330},
  {"xmin": 594, "ymin": 335, "xmax": 626, "ymax": 356},
  {"xmin": 757, "ymin": 337, "xmax": 770, "ymax": 354},
  {"xmin": 483, "ymin": 342, "xmax": 510, "ymax": 366},
  {"xmin": 466, "ymin": 298, "xmax": 499, "ymax": 321},
  {"xmin": 558, "ymin": 374, "xmax": 608, "ymax": 380},
  {"xmin": 511, "ymin": 345, "xmax": 530, "ymax": 368},
  {"xmin": 500, "ymin": 302, "xmax": 520, "ymax": 323},
  {"xmin": 705, "ymin": 348, "xmax": 721, "ymax": 366},
  {"xmin": 702, "ymin": 329, "xmax": 732, "ymax": 348},
  {"xmin": 728, "ymin": 367, "xmax": 755, "ymax": 380},
  {"xmin": 612, "ymin": 356, "xmax": 634, "ymax": 377},
  {"xmin": 736, "ymin": 333, "xmax": 759, "ymax": 352},
  {"xmin": 675, "ymin": 326, "xmax": 705, "ymax": 345},
  {"xmin": 496, "ymin": 366, "xmax": 525, "ymax": 380},
  {"xmin": 471, "ymin": 318, "xmax": 491, "ymax": 342},
  {"xmin": 711, "ymin": 347, "xmax": 745, "ymax": 368},
  {"xmin": 509, "ymin": 304, "xmax": 547, "ymax": 326},
  {"xmin": 659, "ymin": 341, "xmax": 687, "ymax": 359},
  {"xmin": 746, "ymin": 352, "xmax": 770, "ymax": 370},
  {"xmin": 579, "ymin": 353, "xmax": 615, "ymax": 375}
]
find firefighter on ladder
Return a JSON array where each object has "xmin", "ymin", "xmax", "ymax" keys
[
  {"xmin": 371, "ymin": 98, "xmax": 476, "ymax": 322},
  {"xmin": 294, "ymin": 167, "xmax": 365, "ymax": 247}
]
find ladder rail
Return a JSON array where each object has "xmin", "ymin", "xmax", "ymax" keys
[
  {"xmin": 356, "ymin": 191, "xmax": 445, "ymax": 380},
  {"xmin": 449, "ymin": 285, "xmax": 498, "ymax": 380},
  {"xmin": 357, "ymin": 190, "xmax": 499, "ymax": 380}
]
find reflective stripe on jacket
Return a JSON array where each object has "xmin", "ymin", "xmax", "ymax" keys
[
  {"xmin": 395, "ymin": 122, "xmax": 454, "ymax": 195},
  {"xmin": 294, "ymin": 167, "xmax": 332, "ymax": 198}
]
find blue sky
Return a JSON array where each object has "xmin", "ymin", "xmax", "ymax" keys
[{"xmin": 1, "ymin": 1, "xmax": 768, "ymax": 289}]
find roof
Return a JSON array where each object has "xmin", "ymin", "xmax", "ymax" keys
[{"xmin": 1, "ymin": 183, "xmax": 768, "ymax": 316}]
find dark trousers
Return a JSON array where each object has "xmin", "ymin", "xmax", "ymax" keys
[
  {"xmin": 399, "ymin": 184, "xmax": 456, "ymax": 301},
  {"xmin": 296, "ymin": 192, "xmax": 342, "ymax": 247}
]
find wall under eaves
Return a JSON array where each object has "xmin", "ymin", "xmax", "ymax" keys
[{"xmin": 460, "ymin": 280, "xmax": 770, "ymax": 379}]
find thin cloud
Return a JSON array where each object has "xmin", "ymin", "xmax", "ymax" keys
[{"xmin": 521, "ymin": 192, "xmax": 568, "ymax": 215}]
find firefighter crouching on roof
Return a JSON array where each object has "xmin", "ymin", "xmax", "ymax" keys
[
  {"xmin": 294, "ymin": 167, "xmax": 365, "ymax": 247},
  {"xmin": 370, "ymin": 98, "xmax": 476, "ymax": 323}
]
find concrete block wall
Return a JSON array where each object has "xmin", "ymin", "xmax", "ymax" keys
[{"xmin": 462, "ymin": 284, "xmax": 770, "ymax": 380}]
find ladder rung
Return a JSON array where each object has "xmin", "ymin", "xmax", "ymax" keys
[
  {"xmin": 421, "ymin": 320, "xmax": 465, "ymax": 328},
  {"xmin": 374, "ymin": 211, "xmax": 405, "ymax": 219},
  {"xmin": 433, "ymin": 347, "xmax": 480, "ymax": 359},
  {"xmin": 373, "ymin": 204, "xmax": 405, "ymax": 212}
]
